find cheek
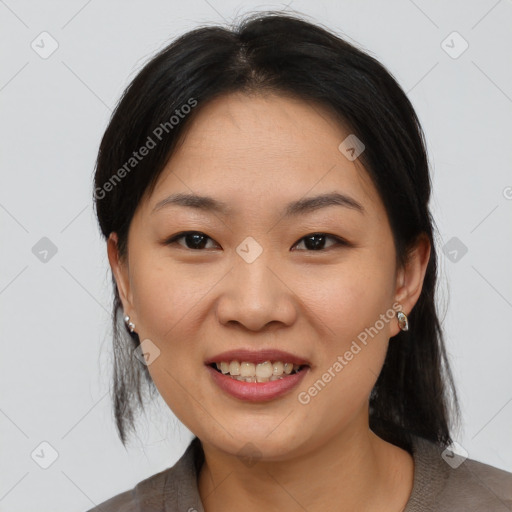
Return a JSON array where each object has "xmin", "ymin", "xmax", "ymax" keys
[
  {"xmin": 130, "ymin": 256, "xmax": 209, "ymax": 340},
  {"xmin": 128, "ymin": 254, "xmax": 220, "ymax": 386},
  {"xmin": 294, "ymin": 261, "xmax": 394, "ymax": 426},
  {"xmin": 128, "ymin": 258, "xmax": 207, "ymax": 426},
  {"xmin": 298, "ymin": 252, "xmax": 396, "ymax": 344}
]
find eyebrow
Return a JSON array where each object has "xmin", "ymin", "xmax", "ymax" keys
[{"xmin": 152, "ymin": 191, "xmax": 365, "ymax": 217}]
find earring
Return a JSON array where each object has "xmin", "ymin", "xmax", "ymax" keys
[
  {"xmin": 124, "ymin": 314, "xmax": 136, "ymax": 333},
  {"xmin": 397, "ymin": 310, "xmax": 409, "ymax": 332}
]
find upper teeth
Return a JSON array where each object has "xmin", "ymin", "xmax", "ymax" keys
[{"xmin": 215, "ymin": 361, "xmax": 301, "ymax": 378}]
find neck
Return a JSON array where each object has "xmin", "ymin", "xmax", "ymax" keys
[{"xmin": 197, "ymin": 418, "xmax": 414, "ymax": 512}]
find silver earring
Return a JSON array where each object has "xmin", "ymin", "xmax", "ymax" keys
[
  {"xmin": 124, "ymin": 314, "xmax": 136, "ymax": 333},
  {"xmin": 397, "ymin": 310, "xmax": 409, "ymax": 332}
]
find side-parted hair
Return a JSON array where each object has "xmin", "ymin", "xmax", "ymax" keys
[{"xmin": 93, "ymin": 11, "xmax": 459, "ymax": 450}]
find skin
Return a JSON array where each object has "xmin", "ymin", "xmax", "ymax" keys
[{"xmin": 108, "ymin": 91, "xmax": 430, "ymax": 512}]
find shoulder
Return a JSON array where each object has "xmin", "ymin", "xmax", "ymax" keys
[
  {"xmin": 85, "ymin": 466, "xmax": 170, "ymax": 512},
  {"xmin": 407, "ymin": 435, "xmax": 512, "ymax": 512},
  {"xmin": 441, "ymin": 456, "xmax": 512, "ymax": 510},
  {"xmin": 85, "ymin": 487, "xmax": 137, "ymax": 512},
  {"xmin": 85, "ymin": 437, "xmax": 204, "ymax": 512}
]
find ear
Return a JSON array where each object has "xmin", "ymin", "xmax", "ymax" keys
[
  {"xmin": 107, "ymin": 232, "xmax": 134, "ymax": 317},
  {"xmin": 389, "ymin": 233, "xmax": 431, "ymax": 337}
]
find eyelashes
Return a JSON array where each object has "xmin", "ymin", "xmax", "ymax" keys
[{"xmin": 164, "ymin": 231, "xmax": 350, "ymax": 252}]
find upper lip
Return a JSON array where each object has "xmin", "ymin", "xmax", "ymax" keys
[{"xmin": 205, "ymin": 349, "xmax": 311, "ymax": 366}]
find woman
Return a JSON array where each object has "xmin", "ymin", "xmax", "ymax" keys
[{"xmin": 89, "ymin": 11, "xmax": 512, "ymax": 512}]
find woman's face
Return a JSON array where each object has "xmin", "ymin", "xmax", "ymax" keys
[{"xmin": 109, "ymin": 92, "xmax": 427, "ymax": 459}]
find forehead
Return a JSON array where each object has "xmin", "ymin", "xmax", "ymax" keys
[{"xmin": 143, "ymin": 92, "xmax": 383, "ymax": 219}]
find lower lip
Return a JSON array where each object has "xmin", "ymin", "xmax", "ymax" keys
[{"xmin": 206, "ymin": 365, "xmax": 309, "ymax": 402}]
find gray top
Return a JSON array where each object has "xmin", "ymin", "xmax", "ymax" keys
[{"xmin": 87, "ymin": 436, "xmax": 512, "ymax": 511}]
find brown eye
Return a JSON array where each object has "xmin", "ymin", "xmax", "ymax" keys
[
  {"xmin": 292, "ymin": 233, "xmax": 347, "ymax": 251},
  {"xmin": 165, "ymin": 231, "xmax": 219, "ymax": 250}
]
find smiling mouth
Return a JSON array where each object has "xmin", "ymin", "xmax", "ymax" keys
[{"xmin": 208, "ymin": 361, "xmax": 309, "ymax": 382}]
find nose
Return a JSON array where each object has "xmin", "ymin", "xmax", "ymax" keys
[{"xmin": 215, "ymin": 254, "xmax": 297, "ymax": 332}]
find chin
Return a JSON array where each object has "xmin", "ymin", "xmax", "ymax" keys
[{"xmin": 200, "ymin": 425, "xmax": 310, "ymax": 461}]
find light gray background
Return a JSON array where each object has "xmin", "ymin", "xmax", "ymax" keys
[{"xmin": 1, "ymin": 1, "xmax": 511, "ymax": 511}]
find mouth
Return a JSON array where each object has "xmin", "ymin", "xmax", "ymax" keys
[
  {"xmin": 207, "ymin": 361, "xmax": 309, "ymax": 383},
  {"xmin": 205, "ymin": 357, "xmax": 311, "ymax": 402},
  {"xmin": 204, "ymin": 349, "xmax": 312, "ymax": 401}
]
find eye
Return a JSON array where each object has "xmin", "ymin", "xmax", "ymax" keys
[
  {"xmin": 164, "ymin": 231, "xmax": 348, "ymax": 251},
  {"xmin": 292, "ymin": 233, "xmax": 347, "ymax": 251},
  {"xmin": 165, "ymin": 231, "xmax": 219, "ymax": 250}
]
